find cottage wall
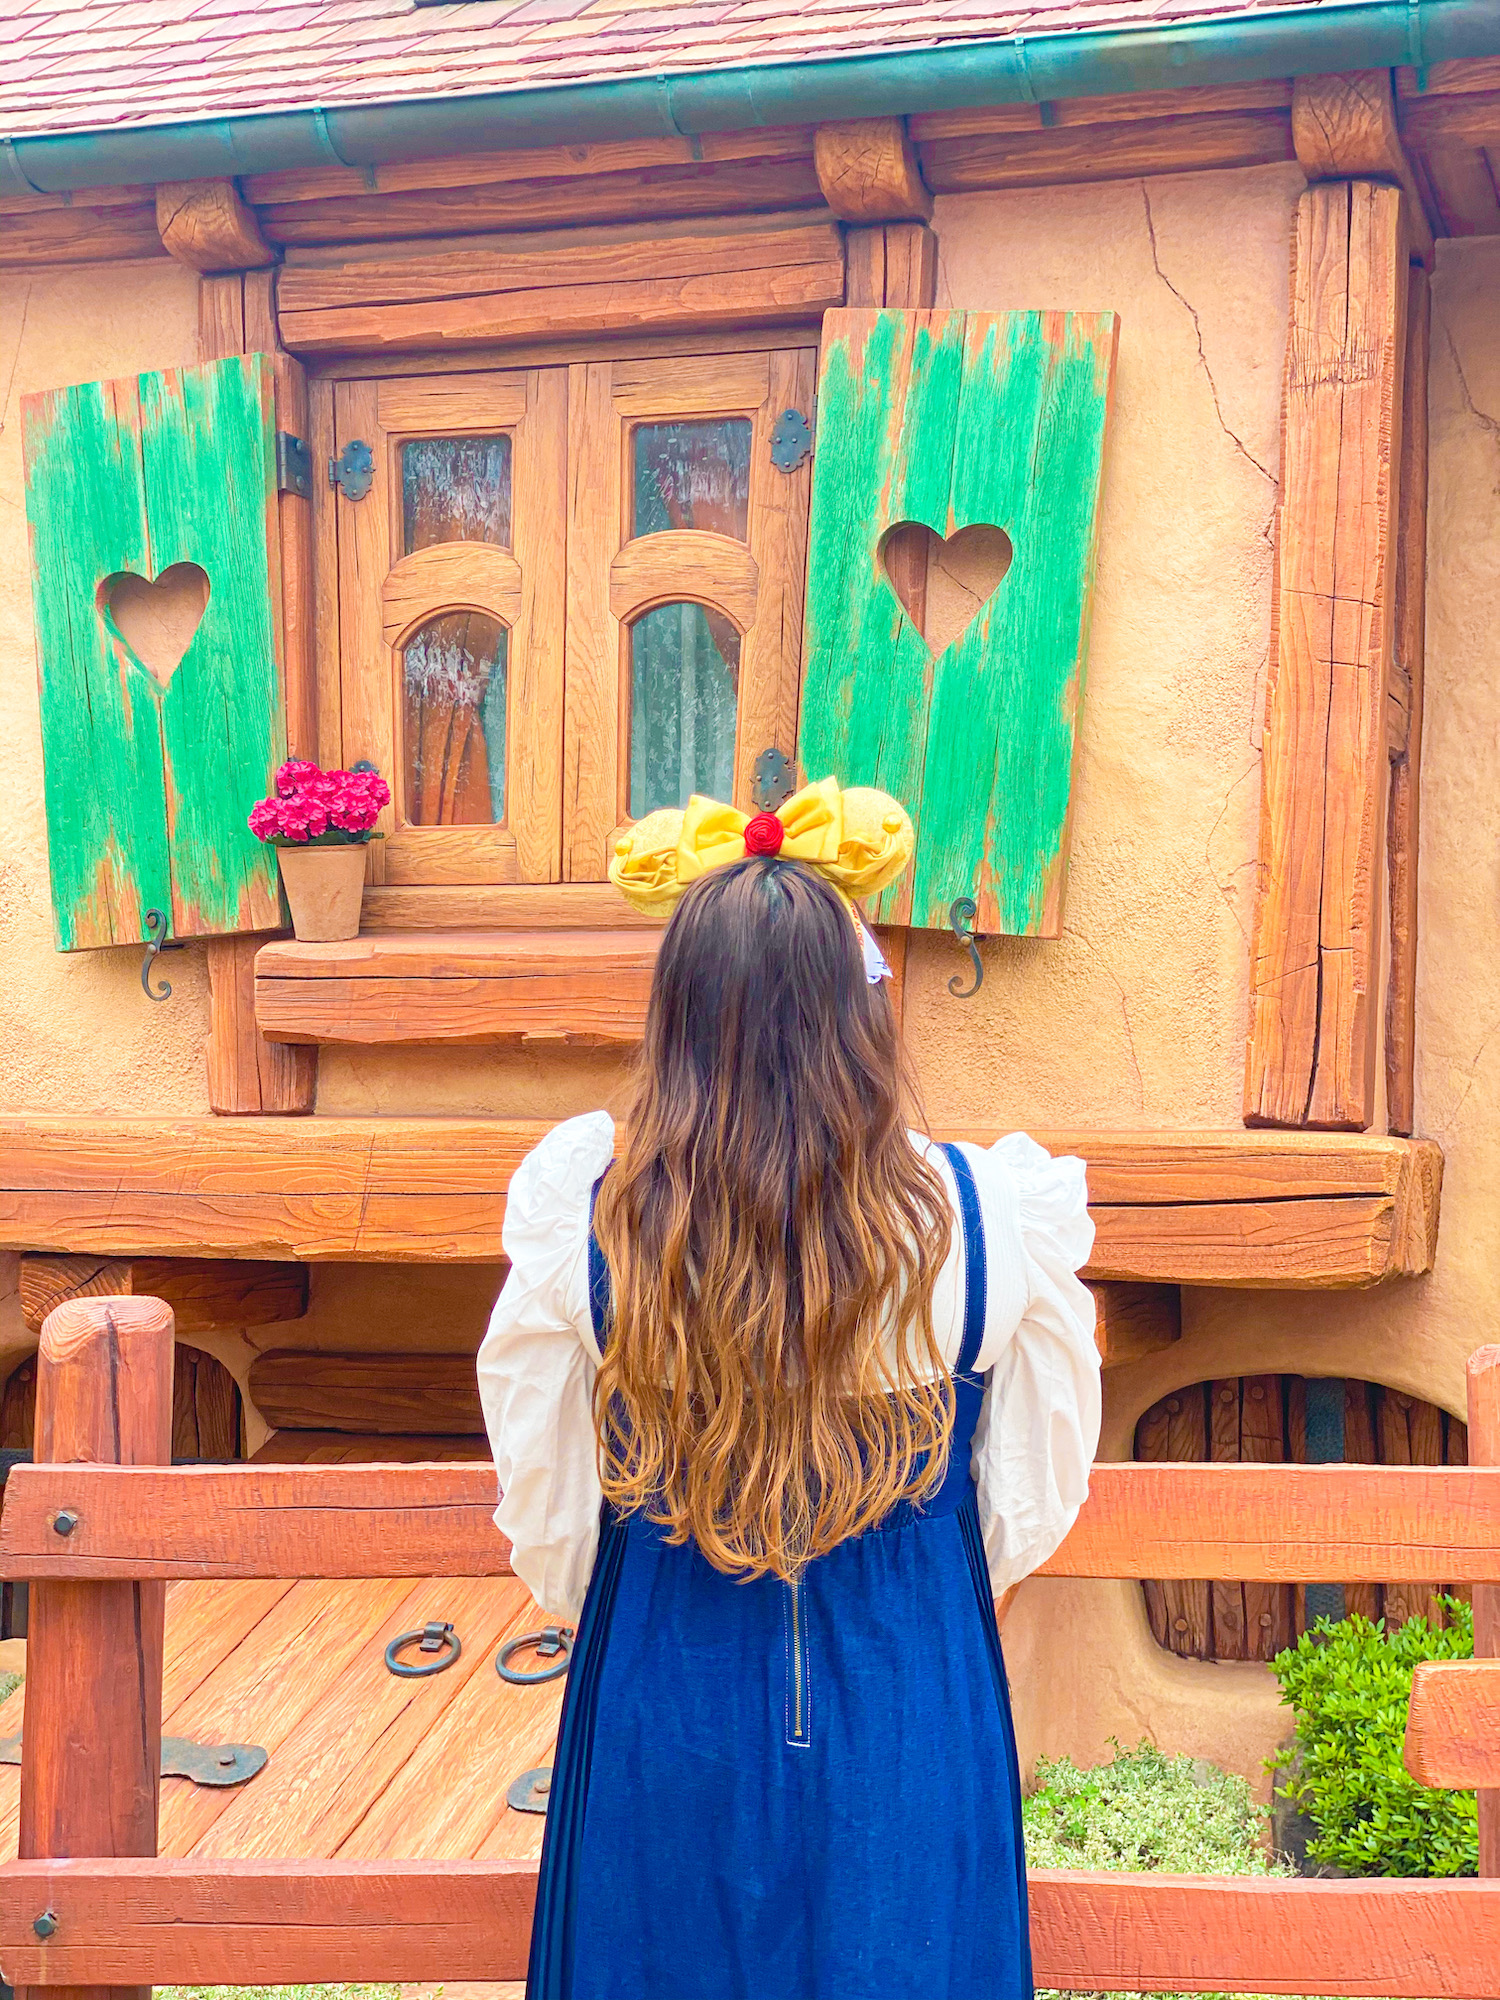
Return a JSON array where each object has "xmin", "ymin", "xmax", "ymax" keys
[{"xmin": 1, "ymin": 166, "xmax": 1497, "ymax": 1791}]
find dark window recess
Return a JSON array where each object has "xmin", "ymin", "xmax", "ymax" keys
[{"xmin": 1135, "ymin": 1375, "xmax": 1469, "ymax": 1663}]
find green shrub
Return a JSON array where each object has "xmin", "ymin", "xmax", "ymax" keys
[
  {"xmin": 1023, "ymin": 1738, "xmax": 1278, "ymax": 1876},
  {"xmin": 1269, "ymin": 1600, "xmax": 1477, "ymax": 1878}
]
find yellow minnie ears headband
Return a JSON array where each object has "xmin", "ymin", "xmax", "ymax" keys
[{"xmin": 607, "ymin": 776, "xmax": 915, "ymax": 982}]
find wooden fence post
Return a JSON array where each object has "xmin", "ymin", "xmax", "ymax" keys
[
  {"xmin": 16, "ymin": 1296, "xmax": 175, "ymax": 2000},
  {"xmin": 1469, "ymin": 1344, "xmax": 1500, "ymax": 1876}
]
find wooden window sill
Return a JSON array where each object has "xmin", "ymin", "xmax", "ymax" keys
[
  {"xmin": 0, "ymin": 1122, "xmax": 1441, "ymax": 1289},
  {"xmin": 254, "ymin": 930, "xmax": 658, "ymax": 1047}
]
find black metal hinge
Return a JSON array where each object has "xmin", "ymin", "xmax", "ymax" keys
[
  {"xmin": 275, "ymin": 430, "xmax": 312, "ymax": 498},
  {"xmin": 329, "ymin": 438, "xmax": 374, "ymax": 501},
  {"xmin": 770, "ymin": 408, "xmax": 814, "ymax": 472},
  {"xmin": 0, "ymin": 1733, "xmax": 266, "ymax": 1788}
]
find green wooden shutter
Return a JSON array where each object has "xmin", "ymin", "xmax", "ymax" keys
[
  {"xmin": 22, "ymin": 354, "xmax": 287, "ymax": 951},
  {"xmin": 798, "ymin": 308, "xmax": 1118, "ymax": 935}
]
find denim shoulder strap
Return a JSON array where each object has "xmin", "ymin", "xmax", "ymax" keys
[
  {"xmin": 587, "ymin": 1168, "xmax": 613, "ymax": 1348},
  {"xmin": 937, "ymin": 1141, "xmax": 987, "ymax": 1377}
]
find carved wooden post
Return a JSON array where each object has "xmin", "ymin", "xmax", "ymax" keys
[
  {"xmin": 17, "ymin": 1296, "xmax": 174, "ymax": 2000},
  {"xmin": 1469, "ymin": 1344, "xmax": 1500, "ymax": 1875}
]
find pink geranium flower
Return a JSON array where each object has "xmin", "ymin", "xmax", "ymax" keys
[{"xmin": 248, "ymin": 759, "xmax": 390, "ymax": 846}]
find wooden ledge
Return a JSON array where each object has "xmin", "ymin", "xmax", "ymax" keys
[
  {"xmin": 254, "ymin": 930, "xmax": 657, "ymax": 1047},
  {"xmin": 0, "ymin": 1121, "xmax": 1440, "ymax": 1285}
]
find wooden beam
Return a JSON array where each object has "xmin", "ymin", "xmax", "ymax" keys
[
  {"xmin": 157, "ymin": 179, "xmax": 276, "ymax": 273},
  {"xmin": 206, "ymin": 935, "xmax": 318, "ymax": 1115},
  {"xmin": 0, "ymin": 1120, "xmax": 1441, "ymax": 1280},
  {"xmin": 814, "ymin": 118, "xmax": 931, "ymax": 221},
  {"xmin": 917, "ymin": 109, "xmax": 1294, "ymax": 199},
  {"xmin": 1469, "ymin": 1346, "xmax": 1500, "ymax": 1874},
  {"xmin": 248, "ymin": 1351, "xmax": 481, "ymax": 1435},
  {"xmin": 1088, "ymin": 1282, "xmax": 1181, "ymax": 1367},
  {"xmin": 19, "ymin": 1255, "xmax": 307, "ymax": 1335},
  {"xmin": 0, "ymin": 192, "xmax": 162, "ymax": 269},
  {"xmin": 18, "ymin": 1298, "xmax": 175, "ymax": 2000},
  {"xmin": 253, "ymin": 930, "xmax": 657, "ymax": 1046},
  {"xmin": 1027, "ymin": 1871, "xmax": 1500, "ymax": 1997},
  {"xmin": 1387, "ymin": 266, "xmax": 1430, "ymax": 1137},
  {"xmin": 1245, "ymin": 181, "xmax": 1407, "ymax": 1130},
  {"xmin": 358, "ymin": 883, "xmax": 666, "ymax": 931},
  {"xmin": 2, "ymin": 1860, "xmax": 1499, "ymax": 1993},
  {"xmin": 1404, "ymin": 1661, "xmax": 1500, "ymax": 1788},
  {"xmin": 5, "ymin": 1460, "xmax": 1498, "ymax": 1585},
  {"xmin": 1292, "ymin": 71, "xmax": 1436, "ymax": 266},
  {"xmin": 275, "ymin": 214, "xmax": 845, "ymax": 356}
]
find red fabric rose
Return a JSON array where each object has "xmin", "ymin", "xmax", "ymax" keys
[{"xmin": 743, "ymin": 811, "xmax": 785, "ymax": 856}]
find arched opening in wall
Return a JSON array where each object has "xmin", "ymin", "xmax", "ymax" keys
[
  {"xmin": 0, "ymin": 1345, "xmax": 244, "ymax": 1638},
  {"xmin": 1135, "ymin": 1376, "xmax": 1469, "ymax": 1662}
]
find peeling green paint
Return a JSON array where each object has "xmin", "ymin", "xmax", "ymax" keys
[
  {"xmin": 22, "ymin": 355, "xmax": 286, "ymax": 950},
  {"xmin": 798, "ymin": 307, "xmax": 1117, "ymax": 936}
]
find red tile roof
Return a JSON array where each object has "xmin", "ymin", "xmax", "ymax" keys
[{"xmin": 0, "ymin": 0, "xmax": 1358, "ymax": 142}]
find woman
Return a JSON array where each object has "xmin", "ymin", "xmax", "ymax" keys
[{"xmin": 478, "ymin": 781, "xmax": 1101, "ymax": 2000}]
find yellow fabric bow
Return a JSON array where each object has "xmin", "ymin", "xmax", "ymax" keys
[{"xmin": 608, "ymin": 776, "xmax": 914, "ymax": 917}]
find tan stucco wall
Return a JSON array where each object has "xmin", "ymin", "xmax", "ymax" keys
[{"xmin": 2, "ymin": 174, "xmax": 1498, "ymax": 1800}]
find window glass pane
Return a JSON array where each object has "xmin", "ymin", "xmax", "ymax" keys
[
  {"xmin": 402, "ymin": 611, "xmax": 508, "ymax": 825},
  {"xmin": 630, "ymin": 602, "xmax": 739, "ymax": 819},
  {"xmin": 633, "ymin": 420, "xmax": 752, "ymax": 541},
  {"xmin": 402, "ymin": 436, "xmax": 512, "ymax": 554}
]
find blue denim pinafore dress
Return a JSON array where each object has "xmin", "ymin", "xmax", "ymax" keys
[{"xmin": 527, "ymin": 1143, "xmax": 1032, "ymax": 2000}]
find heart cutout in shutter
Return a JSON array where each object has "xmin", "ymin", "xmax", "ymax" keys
[
  {"xmin": 99, "ymin": 562, "xmax": 211, "ymax": 690},
  {"xmin": 879, "ymin": 522, "xmax": 1013, "ymax": 658}
]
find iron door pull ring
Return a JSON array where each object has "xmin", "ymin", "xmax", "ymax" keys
[
  {"xmin": 385, "ymin": 1620, "xmax": 461, "ymax": 1677},
  {"xmin": 497, "ymin": 1625, "xmax": 574, "ymax": 1684}
]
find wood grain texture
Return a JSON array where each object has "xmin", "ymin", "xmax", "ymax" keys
[
  {"xmin": 562, "ymin": 360, "xmax": 622, "ymax": 878},
  {"xmin": 248, "ymin": 1351, "xmax": 482, "ymax": 1435},
  {"xmin": 1291, "ymin": 71, "xmax": 1435, "ymax": 266},
  {"xmin": 0, "ymin": 1120, "xmax": 1442, "ymax": 1279},
  {"xmin": 206, "ymin": 935, "xmax": 317, "ymax": 1115},
  {"xmin": 1245, "ymin": 182, "xmax": 1407, "ymax": 1129},
  {"xmin": 813, "ymin": 118, "xmax": 931, "ymax": 221},
  {"xmin": 358, "ymin": 882, "xmax": 666, "ymax": 930},
  {"xmin": 1089, "ymin": 1283, "xmax": 1181, "ymax": 1367},
  {"xmin": 4, "ymin": 1862, "xmax": 1500, "ymax": 1992},
  {"xmin": 380, "ymin": 543, "xmax": 523, "ymax": 645},
  {"xmin": 0, "ymin": 198, "xmax": 162, "ymax": 269},
  {"xmin": 21, "ymin": 356, "xmax": 287, "ymax": 947},
  {"xmin": 1387, "ymin": 266, "xmax": 1430, "ymax": 1137},
  {"xmin": 18, "ymin": 1255, "xmax": 306, "ymax": 1334},
  {"xmin": 156, "ymin": 179, "xmax": 276, "ymax": 274},
  {"xmin": 254, "ymin": 929, "xmax": 656, "ymax": 1045},
  {"xmin": 799, "ymin": 309, "xmax": 1117, "ymax": 934},
  {"xmin": 278, "ymin": 216, "xmax": 844, "ymax": 355},
  {"xmin": 18, "ymin": 1297, "xmax": 175, "ymax": 2000},
  {"xmin": 608, "ymin": 531, "xmax": 760, "ymax": 631},
  {"xmin": 1467, "ymin": 1345, "xmax": 1500, "ymax": 1875},
  {"xmin": 918, "ymin": 109, "xmax": 1294, "ymax": 198},
  {"xmin": 256, "ymin": 159, "xmax": 826, "ymax": 250},
  {"xmin": 1404, "ymin": 1661, "xmax": 1500, "ymax": 1787},
  {"xmin": 1026, "ymin": 1871, "xmax": 1500, "ymax": 1997},
  {"xmin": 6, "ymin": 1460, "xmax": 1498, "ymax": 1586}
]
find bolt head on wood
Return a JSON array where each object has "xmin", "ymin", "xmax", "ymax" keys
[
  {"xmin": 51, "ymin": 1510, "xmax": 78, "ymax": 1537},
  {"xmin": 33, "ymin": 1910, "xmax": 57, "ymax": 1939}
]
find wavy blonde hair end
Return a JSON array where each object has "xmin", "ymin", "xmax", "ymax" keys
[{"xmin": 592, "ymin": 858, "xmax": 954, "ymax": 1583}]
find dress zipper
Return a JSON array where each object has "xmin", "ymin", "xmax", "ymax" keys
[{"xmin": 785, "ymin": 1578, "xmax": 809, "ymax": 1747}]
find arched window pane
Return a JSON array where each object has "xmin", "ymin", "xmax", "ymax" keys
[
  {"xmin": 402, "ymin": 436, "xmax": 512, "ymax": 554},
  {"xmin": 630, "ymin": 602, "xmax": 739, "ymax": 819},
  {"xmin": 633, "ymin": 420, "xmax": 751, "ymax": 541},
  {"xmin": 402, "ymin": 611, "xmax": 508, "ymax": 825}
]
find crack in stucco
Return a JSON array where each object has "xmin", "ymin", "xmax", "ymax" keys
[
  {"xmin": 1204, "ymin": 757, "xmax": 1262, "ymax": 947},
  {"xmin": 0, "ymin": 281, "xmax": 31, "ymax": 442},
  {"xmin": 1072, "ymin": 926, "xmax": 1147, "ymax": 1112},
  {"xmin": 1140, "ymin": 183, "xmax": 1278, "ymax": 492},
  {"xmin": 1443, "ymin": 324, "xmax": 1500, "ymax": 466}
]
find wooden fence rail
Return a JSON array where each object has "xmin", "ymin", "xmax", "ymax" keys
[
  {"xmin": 5, "ymin": 1458, "xmax": 1500, "ymax": 1582},
  {"xmin": 0, "ymin": 1306, "xmax": 1495, "ymax": 1995}
]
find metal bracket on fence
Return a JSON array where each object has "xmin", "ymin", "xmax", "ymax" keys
[
  {"xmin": 507, "ymin": 1765, "xmax": 553, "ymax": 1814},
  {"xmin": 0, "ymin": 1734, "xmax": 266, "ymax": 1788}
]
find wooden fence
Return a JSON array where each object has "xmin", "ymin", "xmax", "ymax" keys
[{"xmin": 0, "ymin": 1297, "xmax": 1495, "ymax": 1995}]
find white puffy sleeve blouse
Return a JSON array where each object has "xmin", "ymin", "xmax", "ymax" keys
[{"xmin": 477, "ymin": 1111, "xmax": 1101, "ymax": 1619}]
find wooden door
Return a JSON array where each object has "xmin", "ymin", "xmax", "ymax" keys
[
  {"xmin": 332, "ymin": 370, "xmax": 567, "ymax": 886},
  {"xmin": 562, "ymin": 347, "xmax": 816, "ymax": 880}
]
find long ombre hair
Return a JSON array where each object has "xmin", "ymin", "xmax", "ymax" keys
[{"xmin": 592, "ymin": 857, "xmax": 954, "ymax": 1582}]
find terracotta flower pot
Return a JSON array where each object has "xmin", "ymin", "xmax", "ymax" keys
[{"xmin": 277, "ymin": 842, "xmax": 368, "ymax": 942}]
